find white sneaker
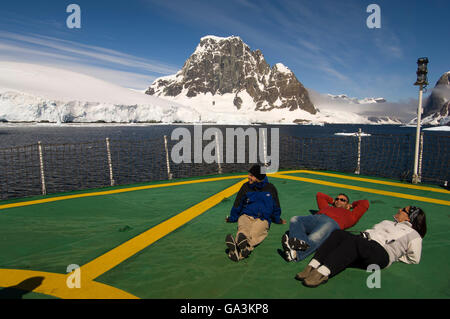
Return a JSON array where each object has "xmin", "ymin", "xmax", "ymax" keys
[
  {"xmin": 289, "ymin": 237, "xmax": 310, "ymax": 251},
  {"xmin": 281, "ymin": 234, "xmax": 297, "ymax": 261},
  {"xmin": 225, "ymin": 234, "xmax": 239, "ymax": 262}
]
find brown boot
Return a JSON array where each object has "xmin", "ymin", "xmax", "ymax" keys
[
  {"xmin": 295, "ymin": 265, "xmax": 314, "ymax": 281},
  {"xmin": 303, "ymin": 269, "xmax": 328, "ymax": 288}
]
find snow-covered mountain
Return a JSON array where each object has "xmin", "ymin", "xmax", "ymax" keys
[
  {"xmin": 0, "ymin": 61, "xmax": 200, "ymax": 123},
  {"xmin": 146, "ymin": 35, "xmax": 319, "ymax": 124},
  {"xmin": 0, "ymin": 36, "xmax": 414, "ymax": 125},
  {"xmin": 306, "ymin": 89, "xmax": 402, "ymax": 124},
  {"xmin": 146, "ymin": 35, "xmax": 400, "ymax": 125},
  {"xmin": 327, "ymin": 94, "xmax": 386, "ymax": 104}
]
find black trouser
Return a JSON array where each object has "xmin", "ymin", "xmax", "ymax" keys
[{"xmin": 312, "ymin": 229, "xmax": 390, "ymax": 277}]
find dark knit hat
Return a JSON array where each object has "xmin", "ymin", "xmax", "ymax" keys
[{"xmin": 248, "ymin": 164, "xmax": 266, "ymax": 181}]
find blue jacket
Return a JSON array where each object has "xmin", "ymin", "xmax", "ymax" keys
[{"xmin": 228, "ymin": 176, "xmax": 282, "ymax": 226}]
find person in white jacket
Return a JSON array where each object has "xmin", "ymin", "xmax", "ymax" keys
[{"xmin": 295, "ymin": 206, "xmax": 427, "ymax": 288}]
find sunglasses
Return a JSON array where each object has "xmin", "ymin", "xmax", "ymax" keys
[
  {"xmin": 335, "ymin": 197, "xmax": 348, "ymax": 203},
  {"xmin": 402, "ymin": 206, "xmax": 420, "ymax": 218}
]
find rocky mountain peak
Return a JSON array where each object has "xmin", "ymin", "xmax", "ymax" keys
[
  {"xmin": 422, "ymin": 71, "xmax": 450, "ymax": 120},
  {"xmin": 435, "ymin": 71, "xmax": 450, "ymax": 86},
  {"xmin": 146, "ymin": 35, "xmax": 316, "ymax": 115}
]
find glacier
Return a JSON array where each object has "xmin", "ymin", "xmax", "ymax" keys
[{"xmin": 0, "ymin": 61, "xmax": 201, "ymax": 124}]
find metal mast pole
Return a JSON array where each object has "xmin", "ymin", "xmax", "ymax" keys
[{"xmin": 412, "ymin": 84, "xmax": 423, "ymax": 184}]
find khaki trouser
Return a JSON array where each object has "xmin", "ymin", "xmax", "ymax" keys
[{"xmin": 236, "ymin": 214, "xmax": 269, "ymax": 259}]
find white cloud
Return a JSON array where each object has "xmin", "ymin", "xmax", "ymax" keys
[
  {"xmin": 0, "ymin": 31, "xmax": 178, "ymax": 89},
  {"xmin": 374, "ymin": 35, "xmax": 404, "ymax": 59}
]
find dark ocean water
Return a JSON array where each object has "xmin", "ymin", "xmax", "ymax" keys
[
  {"xmin": 0, "ymin": 123, "xmax": 448, "ymax": 148},
  {"xmin": 0, "ymin": 123, "xmax": 448, "ymax": 200}
]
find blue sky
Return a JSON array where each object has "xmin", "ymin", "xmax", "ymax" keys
[{"xmin": 0, "ymin": 0, "xmax": 448, "ymax": 102}]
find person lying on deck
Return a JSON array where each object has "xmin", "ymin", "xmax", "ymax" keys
[
  {"xmin": 297, "ymin": 205, "xmax": 427, "ymax": 288},
  {"xmin": 281, "ymin": 192, "xmax": 370, "ymax": 262},
  {"xmin": 225, "ymin": 164, "xmax": 286, "ymax": 262}
]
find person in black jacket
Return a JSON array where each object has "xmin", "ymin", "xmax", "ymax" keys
[{"xmin": 225, "ymin": 164, "xmax": 286, "ymax": 262}]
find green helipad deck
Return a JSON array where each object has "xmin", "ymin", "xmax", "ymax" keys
[{"xmin": 0, "ymin": 170, "xmax": 449, "ymax": 299}]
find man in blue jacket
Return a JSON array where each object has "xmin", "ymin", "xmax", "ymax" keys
[{"xmin": 225, "ymin": 164, "xmax": 286, "ymax": 262}]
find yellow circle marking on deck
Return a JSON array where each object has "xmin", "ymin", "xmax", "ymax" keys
[
  {"xmin": 271, "ymin": 173, "xmax": 450, "ymax": 206},
  {"xmin": 0, "ymin": 175, "xmax": 247, "ymax": 211},
  {"xmin": 276, "ymin": 170, "xmax": 449, "ymax": 194},
  {"xmin": 0, "ymin": 269, "xmax": 138, "ymax": 299}
]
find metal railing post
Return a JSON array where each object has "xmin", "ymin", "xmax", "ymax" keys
[
  {"xmin": 261, "ymin": 128, "xmax": 268, "ymax": 166},
  {"xmin": 418, "ymin": 132, "xmax": 424, "ymax": 183},
  {"xmin": 106, "ymin": 138, "xmax": 115, "ymax": 186},
  {"xmin": 164, "ymin": 135, "xmax": 173, "ymax": 180},
  {"xmin": 38, "ymin": 141, "xmax": 47, "ymax": 195},
  {"xmin": 215, "ymin": 131, "xmax": 223, "ymax": 174},
  {"xmin": 354, "ymin": 128, "xmax": 362, "ymax": 175}
]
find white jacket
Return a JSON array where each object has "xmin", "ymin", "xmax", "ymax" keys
[{"xmin": 365, "ymin": 220, "xmax": 422, "ymax": 267}]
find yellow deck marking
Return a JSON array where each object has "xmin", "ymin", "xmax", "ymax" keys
[
  {"xmin": 2, "ymin": 170, "xmax": 446, "ymax": 211},
  {"xmin": 0, "ymin": 179, "xmax": 245, "ymax": 298},
  {"xmin": 0, "ymin": 269, "xmax": 138, "ymax": 299},
  {"xmin": 276, "ymin": 170, "xmax": 449, "ymax": 194},
  {"xmin": 1, "ymin": 171, "xmax": 448, "ymax": 298},
  {"xmin": 0, "ymin": 175, "xmax": 247, "ymax": 211},
  {"xmin": 79, "ymin": 179, "xmax": 246, "ymax": 281},
  {"xmin": 271, "ymin": 174, "xmax": 450, "ymax": 206}
]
